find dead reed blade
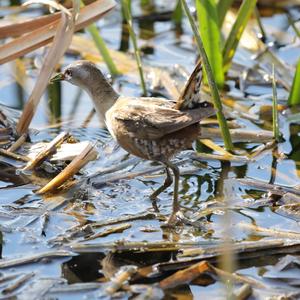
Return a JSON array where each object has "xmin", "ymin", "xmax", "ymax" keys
[
  {"xmin": 15, "ymin": 4, "xmax": 77, "ymax": 136},
  {"xmin": 0, "ymin": 0, "xmax": 116, "ymax": 64},
  {"xmin": 24, "ymin": 131, "xmax": 69, "ymax": 170},
  {"xmin": 36, "ymin": 143, "xmax": 97, "ymax": 194}
]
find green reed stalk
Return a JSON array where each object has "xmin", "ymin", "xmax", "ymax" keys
[
  {"xmin": 288, "ymin": 59, "xmax": 300, "ymax": 106},
  {"xmin": 271, "ymin": 65, "xmax": 280, "ymax": 142},
  {"xmin": 217, "ymin": 0, "xmax": 234, "ymax": 28},
  {"xmin": 172, "ymin": 0, "xmax": 183, "ymax": 25},
  {"xmin": 196, "ymin": 0, "xmax": 224, "ymax": 88},
  {"xmin": 181, "ymin": 0, "xmax": 233, "ymax": 151},
  {"xmin": 223, "ymin": 0, "xmax": 257, "ymax": 71},
  {"xmin": 80, "ymin": 1, "xmax": 119, "ymax": 76},
  {"xmin": 122, "ymin": 0, "xmax": 148, "ymax": 96}
]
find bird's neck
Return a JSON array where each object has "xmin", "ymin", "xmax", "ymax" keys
[{"xmin": 86, "ymin": 80, "xmax": 119, "ymax": 122}]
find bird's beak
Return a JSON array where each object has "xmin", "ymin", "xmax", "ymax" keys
[{"xmin": 50, "ymin": 72, "xmax": 65, "ymax": 84}]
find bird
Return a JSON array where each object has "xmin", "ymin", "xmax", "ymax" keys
[{"xmin": 50, "ymin": 59, "xmax": 215, "ymax": 225}]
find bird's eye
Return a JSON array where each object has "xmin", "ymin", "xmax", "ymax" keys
[
  {"xmin": 200, "ymin": 101, "xmax": 211, "ymax": 108},
  {"xmin": 65, "ymin": 69, "xmax": 72, "ymax": 77}
]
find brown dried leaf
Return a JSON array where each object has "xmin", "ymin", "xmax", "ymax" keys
[
  {"xmin": 16, "ymin": 1, "xmax": 79, "ymax": 135},
  {"xmin": 0, "ymin": 0, "xmax": 116, "ymax": 64}
]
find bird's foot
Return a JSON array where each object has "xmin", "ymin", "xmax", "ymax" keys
[{"xmin": 161, "ymin": 211, "xmax": 184, "ymax": 228}]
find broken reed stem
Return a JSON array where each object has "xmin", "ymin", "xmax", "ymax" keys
[
  {"xmin": 36, "ymin": 143, "xmax": 96, "ymax": 194},
  {"xmin": 80, "ymin": 0, "xmax": 119, "ymax": 76},
  {"xmin": 0, "ymin": 148, "xmax": 30, "ymax": 162},
  {"xmin": 233, "ymin": 284, "xmax": 252, "ymax": 300},
  {"xmin": 181, "ymin": 0, "xmax": 233, "ymax": 151},
  {"xmin": 8, "ymin": 133, "xmax": 27, "ymax": 152},
  {"xmin": 24, "ymin": 131, "xmax": 69, "ymax": 170},
  {"xmin": 159, "ymin": 260, "xmax": 265, "ymax": 290},
  {"xmin": 159, "ymin": 261, "xmax": 210, "ymax": 289},
  {"xmin": 271, "ymin": 65, "xmax": 280, "ymax": 142},
  {"xmin": 105, "ymin": 266, "xmax": 137, "ymax": 295},
  {"xmin": 122, "ymin": 0, "xmax": 148, "ymax": 96}
]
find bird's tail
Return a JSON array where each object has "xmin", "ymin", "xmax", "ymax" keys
[{"xmin": 175, "ymin": 59, "xmax": 205, "ymax": 111}]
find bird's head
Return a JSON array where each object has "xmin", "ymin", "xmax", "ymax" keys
[{"xmin": 50, "ymin": 60, "xmax": 107, "ymax": 90}]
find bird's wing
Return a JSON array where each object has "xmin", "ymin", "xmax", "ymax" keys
[
  {"xmin": 175, "ymin": 59, "xmax": 204, "ymax": 110},
  {"xmin": 112, "ymin": 98, "xmax": 214, "ymax": 140}
]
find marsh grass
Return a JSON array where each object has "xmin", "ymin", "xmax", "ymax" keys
[
  {"xmin": 122, "ymin": 0, "xmax": 148, "ymax": 96},
  {"xmin": 172, "ymin": 0, "xmax": 183, "ymax": 25},
  {"xmin": 288, "ymin": 59, "xmax": 300, "ymax": 106},
  {"xmin": 272, "ymin": 65, "xmax": 281, "ymax": 142},
  {"xmin": 217, "ymin": 0, "xmax": 234, "ymax": 28},
  {"xmin": 181, "ymin": 0, "xmax": 233, "ymax": 151},
  {"xmin": 222, "ymin": 0, "xmax": 257, "ymax": 71},
  {"xmin": 196, "ymin": 0, "xmax": 224, "ymax": 88}
]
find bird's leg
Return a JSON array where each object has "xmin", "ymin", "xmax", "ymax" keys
[
  {"xmin": 150, "ymin": 167, "xmax": 173, "ymax": 200},
  {"xmin": 164, "ymin": 161, "xmax": 180, "ymax": 225}
]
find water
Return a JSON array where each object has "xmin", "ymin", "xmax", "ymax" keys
[{"xmin": 0, "ymin": 1, "xmax": 300, "ymax": 299}]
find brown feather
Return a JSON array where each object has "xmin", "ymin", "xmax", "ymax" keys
[
  {"xmin": 175, "ymin": 59, "xmax": 204, "ymax": 111},
  {"xmin": 108, "ymin": 97, "xmax": 215, "ymax": 141}
]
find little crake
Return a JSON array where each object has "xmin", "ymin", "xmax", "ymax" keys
[{"xmin": 51, "ymin": 60, "xmax": 215, "ymax": 225}]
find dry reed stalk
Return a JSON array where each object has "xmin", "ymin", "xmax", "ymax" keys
[
  {"xmin": 36, "ymin": 143, "xmax": 96, "ymax": 194},
  {"xmin": 24, "ymin": 132, "xmax": 69, "ymax": 170}
]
